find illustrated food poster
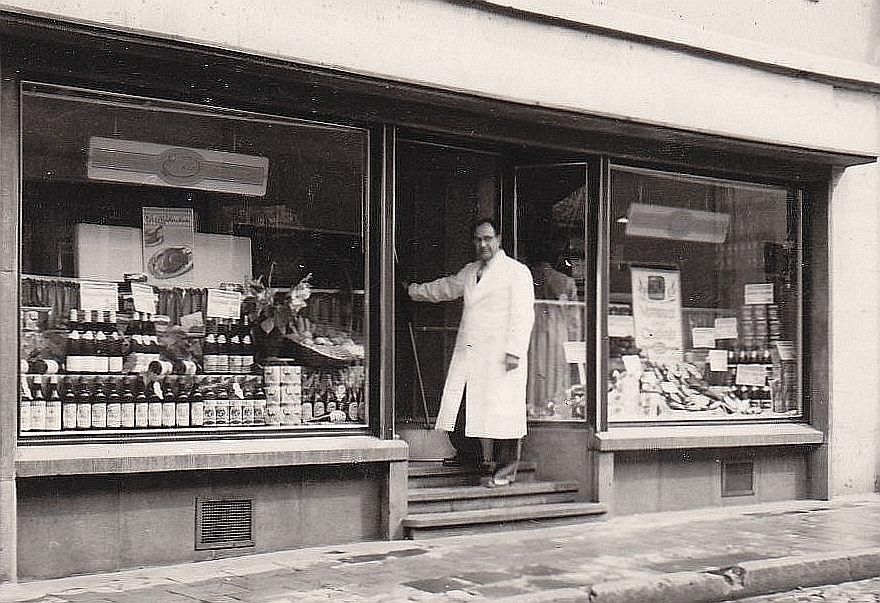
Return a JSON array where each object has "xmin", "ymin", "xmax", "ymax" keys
[{"xmin": 142, "ymin": 207, "xmax": 196, "ymax": 286}]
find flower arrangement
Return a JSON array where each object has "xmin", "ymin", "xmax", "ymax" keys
[{"xmin": 242, "ymin": 266, "xmax": 312, "ymax": 357}]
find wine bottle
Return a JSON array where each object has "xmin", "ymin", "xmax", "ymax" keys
[
  {"xmin": 229, "ymin": 377, "xmax": 243, "ymax": 426},
  {"xmin": 62, "ymin": 376, "xmax": 78, "ymax": 431},
  {"xmin": 30, "ymin": 376, "xmax": 46, "ymax": 431},
  {"xmin": 19, "ymin": 374, "xmax": 32, "ymax": 432},
  {"xmin": 190, "ymin": 377, "xmax": 205, "ymax": 427},
  {"xmin": 175, "ymin": 376, "xmax": 190, "ymax": 428},
  {"xmin": 106, "ymin": 378, "xmax": 122, "ymax": 429},
  {"xmin": 91, "ymin": 378, "xmax": 108, "ymax": 429},
  {"xmin": 120, "ymin": 376, "xmax": 136, "ymax": 429},
  {"xmin": 215, "ymin": 378, "xmax": 229, "ymax": 426},
  {"xmin": 147, "ymin": 380, "xmax": 163, "ymax": 427},
  {"xmin": 134, "ymin": 378, "xmax": 149, "ymax": 428},
  {"xmin": 45, "ymin": 375, "xmax": 62, "ymax": 431},
  {"xmin": 202, "ymin": 379, "xmax": 217, "ymax": 427},
  {"xmin": 76, "ymin": 376, "xmax": 92, "ymax": 429},
  {"xmin": 161, "ymin": 377, "xmax": 176, "ymax": 428}
]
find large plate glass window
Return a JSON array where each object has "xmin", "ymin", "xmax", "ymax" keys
[
  {"xmin": 516, "ymin": 164, "xmax": 589, "ymax": 422},
  {"xmin": 19, "ymin": 83, "xmax": 368, "ymax": 437},
  {"xmin": 607, "ymin": 165, "xmax": 802, "ymax": 423}
]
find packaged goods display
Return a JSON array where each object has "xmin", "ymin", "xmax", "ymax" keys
[
  {"xmin": 606, "ymin": 301, "xmax": 800, "ymax": 421},
  {"xmin": 19, "ymin": 292, "xmax": 366, "ymax": 435}
]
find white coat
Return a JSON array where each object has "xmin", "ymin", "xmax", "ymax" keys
[{"xmin": 409, "ymin": 250, "xmax": 535, "ymax": 439}]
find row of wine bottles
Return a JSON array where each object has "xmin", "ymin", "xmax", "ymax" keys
[{"xmin": 19, "ymin": 370, "xmax": 366, "ymax": 432}]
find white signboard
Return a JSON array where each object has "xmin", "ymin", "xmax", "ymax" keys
[{"xmin": 630, "ymin": 267, "xmax": 683, "ymax": 366}]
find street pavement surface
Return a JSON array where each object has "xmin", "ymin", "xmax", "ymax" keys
[
  {"xmin": 3, "ymin": 494, "xmax": 880, "ymax": 603},
  {"xmin": 730, "ymin": 577, "xmax": 880, "ymax": 602}
]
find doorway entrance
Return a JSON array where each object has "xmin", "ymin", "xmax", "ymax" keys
[{"xmin": 394, "ymin": 137, "xmax": 592, "ymax": 460}]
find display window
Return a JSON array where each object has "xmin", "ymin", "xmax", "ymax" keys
[
  {"xmin": 18, "ymin": 83, "xmax": 368, "ymax": 437},
  {"xmin": 606, "ymin": 165, "xmax": 802, "ymax": 423},
  {"xmin": 516, "ymin": 164, "xmax": 590, "ymax": 422}
]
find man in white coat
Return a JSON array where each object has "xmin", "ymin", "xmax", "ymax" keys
[{"xmin": 407, "ymin": 218, "xmax": 535, "ymax": 486}]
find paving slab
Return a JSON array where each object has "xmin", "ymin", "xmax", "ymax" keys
[{"xmin": 2, "ymin": 495, "xmax": 880, "ymax": 603}]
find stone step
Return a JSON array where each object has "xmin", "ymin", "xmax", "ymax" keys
[
  {"xmin": 402, "ymin": 501, "xmax": 607, "ymax": 539},
  {"xmin": 408, "ymin": 481, "xmax": 581, "ymax": 513},
  {"xmin": 407, "ymin": 460, "xmax": 537, "ymax": 488}
]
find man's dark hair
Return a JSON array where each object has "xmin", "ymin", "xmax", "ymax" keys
[{"xmin": 473, "ymin": 217, "xmax": 500, "ymax": 236}]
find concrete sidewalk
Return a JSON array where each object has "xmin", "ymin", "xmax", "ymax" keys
[{"xmin": 3, "ymin": 494, "xmax": 880, "ymax": 603}]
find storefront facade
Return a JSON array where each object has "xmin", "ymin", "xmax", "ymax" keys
[{"xmin": 1, "ymin": 0, "xmax": 879, "ymax": 583}]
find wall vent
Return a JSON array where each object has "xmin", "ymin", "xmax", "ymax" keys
[
  {"xmin": 721, "ymin": 461, "xmax": 754, "ymax": 497},
  {"xmin": 195, "ymin": 497, "xmax": 254, "ymax": 550}
]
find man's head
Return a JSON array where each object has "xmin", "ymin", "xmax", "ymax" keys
[{"xmin": 473, "ymin": 218, "xmax": 501, "ymax": 263}]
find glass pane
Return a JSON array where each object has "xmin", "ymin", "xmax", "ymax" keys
[
  {"xmin": 19, "ymin": 84, "xmax": 368, "ymax": 436},
  {"xmin": 516, "ymin": 164, "xmax": 588, "ymax": 422},
  {"xmin": 607, "ymin": 166, "xmax": 801, "ymax": 423}
]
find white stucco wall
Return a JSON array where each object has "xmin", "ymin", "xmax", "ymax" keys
[
  {"xmin": 830, "ymin": 158, "xmax": 880, "ymax": 496},
  {"xmin": 1, "ymin": 0, "xmax": 879, "ymax": 497},
  {"xmin": 1, "ymin": 0, "xmax": 877, "ymax": 156}
]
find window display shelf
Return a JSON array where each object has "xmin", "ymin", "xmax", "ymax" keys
[
  {"xmin": 15, "ymin": 436, "xmax": 407, "ymax": 478},
  {"xmin": 592, "ymin": 422, "xmax": 823, "ymax": 452}
]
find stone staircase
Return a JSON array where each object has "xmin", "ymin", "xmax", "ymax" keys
[{"xmin": 402, "ymin": 460, "xmax": 607, "ymax": 538}]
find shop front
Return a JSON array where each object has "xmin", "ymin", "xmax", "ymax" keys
[{"xmin": 0, "ymin": 6, "xmax": 876, "ymax": 584}]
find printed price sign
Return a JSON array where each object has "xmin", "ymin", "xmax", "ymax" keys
[
  {"xmin": 131, "ymin": 282, "xmax": 157, "ymax": 314},
  {"xmin": 206, "ymin": 288, "xmax": 242, "ymax": 319},
  {"xmin": 79, "ymin": 280, "xmax": 119, "ymax": 312},
  {"xmin": 714, "ymin": 317, "xmax": 739, "ymax": 340},
  {"xmin": 736, "ymin": 364, "xmax": 767, "ymax": 387},
  {"xmin": 691, "ymin": 327, "xmax": 716, "ymax": 349},
  {"xmin": 708, "ymin": 349, "xmax": 729, "ymax": 372},
  {"xmin": 744, "ymin": 283, "xmax": 774, "ymax": 305}
]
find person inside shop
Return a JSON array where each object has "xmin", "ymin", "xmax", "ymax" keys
[
  {"xmin": 530, "ymin": 247, "xmax": 578, "ymax": 301},
  {"xmin": 405, "ymin": 218, "xmax": 535, "ymax": 487}
]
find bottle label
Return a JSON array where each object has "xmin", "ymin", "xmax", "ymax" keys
[
  {"xmin": 121, "ymin": 404, "xmax": 135, "ymax": 428},
  {"xmin": 203, "ymin": 400, "xmax": 216, "ymax": 425},
  {"xmin": 30, "ymin": 401, "xmax": 46, "ymax": 431},
  {"xmin": 190, "ymin": 401, "xmax": 204, "ymax": 426},
  {"xmin": 215, "ymin": 402, "xmax": 228, "ymax": 425},
  {"xmin": 135, "ymin": 403, "xmax": 149, "ymax": 427},
  {"xmin": 266, "ymin": 400, "xmax": 281, "ymax": 425},
  {"xmin": 45, "ymin": 401, "xmax": 62, "ymax": 431},
  {"xmin": 252, "ymin": 399, "xmax": 266, "ymax": 425},
  {"xmin": 148, "ymin": 402, "xmax": 162, "ymax": 427},
  {"xmin": 242, "ymin": 401, "xmax": 254, "ymax": 425},
  {"xmin": 106, "ymin": 404, "xmax": 122, "ymax": 428},
  {"xmin": 76, "ymin": 403, "xmax": 91, "ymax": 429},
  {"xmin": 229, "ymin": 401, "xmax": 242, "ymax": 425},
  {"xmin": 175, "ymin": 403, "xmax": 190, "ymax": 427},
  {"xmin": 62, "ymin": 403, "xmax": 77, "ymax": 430},
  {"xmin": 19, "ymin": 400, "xmax": 31, "ymax": 432},
  {"xmin": 108, "ymin": 357, "xmax": 124, "ymax": 374},
  {"xmin": 162, "ymin": 402, "xmax": 176, "ymax": 427},
  {"xmin": 91, "ymin": 403, "xmax": 107, "ymax": 429}
]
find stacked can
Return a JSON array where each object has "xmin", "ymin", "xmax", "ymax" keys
[{"xmin": 264, "ymin": 365, "xmax": 303, "ymax": 426}]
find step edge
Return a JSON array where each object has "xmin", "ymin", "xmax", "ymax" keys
[
  {"xmin": 408, "ymin": 481, "xmax": 581, "ymax": 502},
  {"xmin": 401, "ymin": 502, "xmax": 607, "ymax": 528}
]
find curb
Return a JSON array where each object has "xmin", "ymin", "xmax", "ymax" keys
[{"xmin": 502, "ymin": 547, "xmax": 880, "ymax": 603}]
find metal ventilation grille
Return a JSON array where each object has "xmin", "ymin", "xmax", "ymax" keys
[
  {"xmin": 195, "ymin": 498, "xmax": 254, "ymax": 550},
  {"xmin": 722, "ymin": 461, "xmax": 755, "ymax": 497}
]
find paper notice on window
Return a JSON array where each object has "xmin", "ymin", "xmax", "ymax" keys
[
  {"xmin": 608, "ymin": 314, "xmax": 635, "ymax": 337},
  {"xmin": 206, "ymin": 288, "xmax": 242, "ymax": 319},
  {"xmin": 691, "ymin": 327, "xmax": 716, "ymax": 349},
  {"xmin": 708, "ymin": 349, "xmax": 729, "ymax": 372},
  {"xmin": 736, "ymin": 364, "xmax": 767, "ymax": 386},
  {"xmin": 714, "ymin": 317, "xmax": 738, "ymax": 340},
  {"xmin": 79, "ymin": 280, "xmax": 119, "ymax": 312},
  {"xmin": 776, "ymin": 341, "xmax": 796, "ymax": 361},
  {"xmin": 621, "ymin": 354, "xmax": 643, "ymax": 376},
  {"xmin": 744, "ymin": 283, "xmax": 774, "ymax": 305},
  {"xmin": 130, "ymin": 282, "xmax": 157, "ymax": 315}
]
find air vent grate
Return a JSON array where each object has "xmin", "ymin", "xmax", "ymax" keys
[
  {"xmin": 195, "ymin": 497, "xmax": 254, "ymax": 550},
  {"xmin": 722, "ymin": 461, "xmax": 754, "ymax": 497}
]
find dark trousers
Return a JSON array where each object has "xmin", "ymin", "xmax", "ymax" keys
[
  {"xmin": 448, "ymin": 392, "xmax": 481, "ymax": 466},
  {"xmin": 448, "ymin": 389, "xmax": 520, "ymax": 469}
]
